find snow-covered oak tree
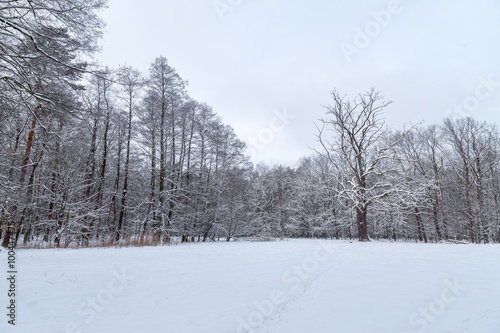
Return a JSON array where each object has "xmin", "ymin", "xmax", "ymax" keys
[{"xmin": 316, "ymin": 88, "xmax": 410, "ymax": 241}]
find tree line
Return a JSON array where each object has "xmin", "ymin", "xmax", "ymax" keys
[{"xmin": 1, "ymin": 0, "xmax": 499, "ymax": 247}]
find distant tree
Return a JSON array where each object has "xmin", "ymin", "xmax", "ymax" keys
[
  {"xmin": 146, "ymin": 56, "xmax": 185, "ymax": 243},
  {"xmin": 444, "ymin": 117, "xmax": 499, "ymax": 243},
  {"xmin": 115, "ymin": 67, "xmax": 143, "ymax": 242},
  {"xmin": 395, "ymin": 127, "xmax": 445, "ymax": 242}
]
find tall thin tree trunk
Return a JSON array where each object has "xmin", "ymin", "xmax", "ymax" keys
[
  {"xmin": 20, "ymin": 104, "xmax": 41, "ymax": 184},
  {"xmin": 116, "ymin": 93, "xmax": 133, "ymax": 242},
  {"xmin": 156, "ymin": 97, "xmax": 166, "ymax": 242}
]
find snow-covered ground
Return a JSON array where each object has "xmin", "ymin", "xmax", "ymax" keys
[{"xmin": 1, "ymin": 240, "xmax": 499, "ymax": 333}]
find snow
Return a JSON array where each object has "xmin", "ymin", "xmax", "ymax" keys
[{"xmin": 1, "ymin": 240, "xmax": 499, "ymax": 333}]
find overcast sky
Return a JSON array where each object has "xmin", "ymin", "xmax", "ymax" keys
[{"xmin": 97, "ymin": 0, "xmax": 500, "ymax": 166}]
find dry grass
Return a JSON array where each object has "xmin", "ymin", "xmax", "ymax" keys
[{"xmin": 16, "ymin": 233, "xmax": 182, "ymax": 250}]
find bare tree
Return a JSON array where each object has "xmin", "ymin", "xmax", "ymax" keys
[
  {"xmin": 146, "ymin": 56, "xmax": 185, "ymax": 243},
  {"xmin": 316, "ymin": 88, "xmax": 408, "ymax": 241},
  {"xmin": 444, "ymin": 117, "xmax": 499, "ymax": 243},
  {"xmin": 115, "ymin": 67, "xmax": 143, "ymax": 242}
]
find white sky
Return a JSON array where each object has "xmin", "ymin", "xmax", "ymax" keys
[{"xmin": 97, "ymin": 0, "xmax": 500, "ymax": 166}]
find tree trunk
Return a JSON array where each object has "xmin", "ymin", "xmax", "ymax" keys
[
  {"xmin": 414, "ymin": 207, "xmax": 428, "ymax": 243},
  {"xmin": 20, "ymin": 104, "xmax": 41, "ymax": 184},
  {"xmin": 356, "ymin": 206, "xmax": 368, "ymax": 241},
  {"xmin": 116, "ymin": 94, "xmax": 133, "ymax": 242}
]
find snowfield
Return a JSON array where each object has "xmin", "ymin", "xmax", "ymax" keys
[{"xmin": 1, "ymin": 240, "xmax": 500, "ymax": 333}]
